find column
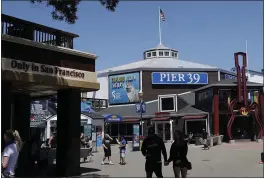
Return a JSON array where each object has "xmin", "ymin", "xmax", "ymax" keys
[
  {"xmin": 260, "ymin": 90, "xmax": 264, "ymax": 138},
  {"xmin": 1, "ymin": 82, "xmax": 12, "ymax": 151},
  {"xmin": 13, "ymin": 93, "xmax": 31, "ymax": 143},
  {"xmin": 213, "ymin": 88, "xmax": 220, "ymax": 135},
  {"xmin": 170, "ymin": 120, "xmax": 173, "ymax": 141},
  {"xmin": 56, "ymin": 89, "xmax": 81, "ymax": 177},
  {"xmin": 162, "ymin": 124, "xmax": 165, "ymax": 141}
]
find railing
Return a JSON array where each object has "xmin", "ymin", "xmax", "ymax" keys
[{"xmin": 1, "ymin": 14, "xmax": 78, "ymax": 49}]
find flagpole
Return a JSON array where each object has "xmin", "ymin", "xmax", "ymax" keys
[{"xmin": 159, "ymin": 7, "xmax": 162, "ymax": 45}]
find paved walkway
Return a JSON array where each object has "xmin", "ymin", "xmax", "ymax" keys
[{"xmin": 79, "ymin": 142, "xmax": 264, "ymax": 177}]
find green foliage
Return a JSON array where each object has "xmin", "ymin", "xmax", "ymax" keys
[{"xmin": 31, "ymin": 0, "xmax": 119, "ymax": 24}]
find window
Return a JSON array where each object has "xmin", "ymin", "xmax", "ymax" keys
[
  {"xmin": 126, "ymin": 124, "xmax": 133, "ymax": 135},
  {"xmin": 159, "ymin": 51, "xmax": 164, "ymax": 56},
  {"xmin": 171, "ymin": 52, "xmax": 174, "ymax": 57},
  {"xmin": 81, "ymin": 93, "xmax": 87, "ymax": 98},
  {"xmin": 174, "ymin": 53, "xmax": 178, "ymax": 57},
  {"xmin": 152, "ymin": 52, "xmax": 157, "ymax": 57},
  {"xmin": 165, "ymin": 51, "xmax": 169, "ymax": 56},
  {"xmin": 147, "ymin": 52, "xmax": 151, "ymax": 57},
  {"xmin": 160, "ymin": 96, "xmax": 175, "ymax": 111}
]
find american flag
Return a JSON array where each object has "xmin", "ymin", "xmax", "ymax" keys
[{"xmin": 160, "ymin": 9, "xmax": 165, "ymax": 21}]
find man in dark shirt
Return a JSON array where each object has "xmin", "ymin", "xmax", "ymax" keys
[
  {"xmin": 141, "ymin": 126, "xmax": 167, "ymax": 178},
  {"xmin": 202, "ymin": 129, "xmax": 209, "ymax": 150}
]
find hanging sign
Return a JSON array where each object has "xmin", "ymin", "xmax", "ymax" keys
[
  {"xmin": 152, "ymin": 72, "xmax": 208, "ymax": 85},
  {"xmin": 104, "ymin": 114, "xmax": 123, "ymax": 122}
]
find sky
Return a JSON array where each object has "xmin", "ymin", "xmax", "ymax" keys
[{"xmin": 2, "ymin": 1, "xmax": 263, "ymax": 72}]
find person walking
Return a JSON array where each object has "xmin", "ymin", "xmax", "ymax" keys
[
  {"xmin": 13, "ymin": 130, "xmax": 23, "ymax": 152},
  {"xmin": 101, "ymin": 133, "xmax": 114, "ymax": 165},
  {"xmin": 116, "ymin": 136, "xmax": 127, "ymax": 165},
  {"xmin": 165, "ymin": 131, "xmax": 190, "ymax": 178},
  {"xmin": 2, "ymin": 130, "xmax": 19, "ymax": 178},
  {"xmin": 202, "ymin": 129, "xmax": 210, "ymax": 150},
  {"xmin": 141, "ymin": 126, "xmax": 167, "ymax": 178}
]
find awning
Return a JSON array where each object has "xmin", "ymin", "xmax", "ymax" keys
[
  {"xmin": 122, "ymin": 118, "xmax": 140, "ymax": 122},
  {"xmin": 182, "ymin": 115, "xmax": 207, "ymax": 119},
  {"xmin": 151, "ymin": 117, "xmax": 170, "ymax": 121},
  {"xmin": 104, "ymin": 114, "xmax": 123, "ymax": 122}
]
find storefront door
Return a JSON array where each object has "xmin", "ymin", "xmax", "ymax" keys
[{"xmin": 155, "ymin": 122, "xmax": 171, "ymax": 141}]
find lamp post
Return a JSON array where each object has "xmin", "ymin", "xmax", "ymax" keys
[{"xmin": 138, "ymin": 92, "xmax": 144, "ymax": 136}]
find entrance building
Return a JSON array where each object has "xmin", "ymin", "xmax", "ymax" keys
[{"xmin": 1, "ymin": 14, "xmax": 100, "ymax": 176}]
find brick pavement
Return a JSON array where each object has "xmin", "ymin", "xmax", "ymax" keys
[{"xmin": 80, "ymin": 142, "xmax": 264, "ymax": 178}]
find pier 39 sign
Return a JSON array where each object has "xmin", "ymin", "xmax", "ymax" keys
[
  {"xmin": 2, "ymin": 58, "xmax": 92, "ymax": 82},
  {"xmin": 152, "ymin": 72, "xmax": 208, "ymax": 85}
]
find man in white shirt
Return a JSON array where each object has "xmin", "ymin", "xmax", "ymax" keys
[{"xmin": 2, "ymin": 130, "xmax": 19, "ymax": 177}]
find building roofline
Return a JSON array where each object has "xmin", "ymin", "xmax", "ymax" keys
[
  {"xmin": 2, "ymin": 34, "xmax": 97, "ymax": 59},
  {"xmin": 192, "ymin": 83, "xmax": 262, "ymax": 92}
]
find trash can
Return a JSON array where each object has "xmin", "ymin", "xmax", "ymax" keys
[{"xmin": 195, "ymin": 137, "xmax": 201, "ymax": 146}]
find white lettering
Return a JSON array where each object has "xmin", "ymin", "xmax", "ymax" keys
[
  {"xmin": 171, "ymin": 74, "xmax": 177, "ymax": 81},
  {"xmin": 178, "ymin": 73, "xmax": 185, "ymax": 82},
  {"xmin": 166, "ymin": 73, "xmax": 170, "ymax": 82},
  {"xmin": 160, "ymin": 73, "xmax": 166, "ymax": 82},
  {"xmin": 187, "ymin": 73, "xmax": 193, "ymax": 83}
]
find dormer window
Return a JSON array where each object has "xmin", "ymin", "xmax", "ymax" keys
[
  {"xmin": 165, "ymin": 51, "xmax": 169, "ymax": 56},
  {"xmin": 174, "ymin": 53, "xmax": 178, "ymax": 57},
  {"xmin": 171, "ymin": 52, "xmax": 174, "ymax": 57},
  {"xmin": 159, "ymin": 51, "xmax": 164, "ymax": 56},
  {"xmin": 147, "ymin": 52, "xmax": 151, "ymax": 58},
  {"xmin": 152, "ymin": 52, "xmax": 157, "ymax": 57}
]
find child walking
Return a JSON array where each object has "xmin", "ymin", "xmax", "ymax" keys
[{"xmin": 116, "ymin": 136, "xmax": 127, "ymax": 165}]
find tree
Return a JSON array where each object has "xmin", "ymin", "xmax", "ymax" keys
[{"xmin": 31, "ymin": 0, "xmax": 119, "ymax": 24}]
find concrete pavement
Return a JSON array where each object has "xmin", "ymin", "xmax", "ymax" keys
[{"xmin": 79, "ymin": 142, "xmax": 264, "ymax": 177}]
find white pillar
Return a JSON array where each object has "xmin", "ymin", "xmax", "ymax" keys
[
  {"xmin": 170, "ymin": 120, "xmax": 173, "ymax": 141},
  {"xmin": 162, "ymin": 124, "xmax": 165, "ymax": 141}
]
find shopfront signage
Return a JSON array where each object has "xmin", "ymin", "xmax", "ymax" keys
[
  {"xmin": 2, "ymin": 58, "xmax": 94, "ymax": 82},
  {"xmin": 104, "ymin": 114, "xmax": 123, "ymax": 122},
  {"xmin": 132, "ymin": 124, "xmax": 140, "ymax": 151},
  {"xmin": 224, "ymin": 74, "xmax": 237, "ymax": 80},
  {"xmin": 108, "ymin": 72, "xmax": 140, "ymax": 105},
  {"xmin": 152, "ymin": 72, "xmax": 208, "ymax": 85}
]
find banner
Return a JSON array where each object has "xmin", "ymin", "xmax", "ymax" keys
[
  {"xmin": 83, "ymin": 124, "xmax": 92, "ymax": 138},
  {"xmin": 133, "ymin": 124, "xmax": 140, "ymax": 151},
  {"xmin": 31, "ymin": 100, "xmax": 49, "ymax": 120},
  {"xmin": 109, "ymin": 72, "xmax": 140, "ymax": 105},
  {"xmin": 152, "ymin": 72, "xmax": 208, "ymax": 85}
]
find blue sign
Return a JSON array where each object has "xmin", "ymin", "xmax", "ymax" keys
[
  {"xmin": 81, "ymin": 101, "xmax": 94, "ymax": 113},
  {"xmin": 135, "ymin": 102, "xmax": 146, "ymax": 113},
  {"xmin": 224, "ymin": 74, "xmax": 237, "ymax": 80},
  {"xmin": 133, "ymin": 124, "xmax": 140, "ymax": 150},
  {"xmin": 104, "ymin": 114, "xmax": 123, "ymax": 122},
  {"xmin": 152, "ymin": 72, "xmax": 208, "ymax": 85},
  {"xmin": 109, "ymin": 72, "xmax": 140, "ymax": 105}
]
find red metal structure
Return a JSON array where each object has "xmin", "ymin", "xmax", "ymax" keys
[{"xmin": 227, "ymin": 52, "xmax": 263, "ymax": 140}]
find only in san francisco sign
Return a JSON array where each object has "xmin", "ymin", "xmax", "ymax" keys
[{"xmin": 152, "ymin": 72, "xmax": 208, "ymax": 85}]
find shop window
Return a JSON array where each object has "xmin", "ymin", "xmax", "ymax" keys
[
  {"xmin": 147, "ymin": 52, "xmax": 151, "ymax": 57},
  {"xmin": 110, "ymin": 124, "xmax": 118, "ymax": 136},
  {"xmin": 160, "ymin": 96, "xmax": 175, "ymax": 112},
  {"xmin": 165, "ymin": 51, "xmax": 169, "ymax": 56},
  {"xmin": 152, "ymin": 52, "xmax": 157, "ymax": 57},
  {"xmin": 119, "ymin": 123, "xmax": 126, "ymax": 136},
  {"xmin": 159, "ymin": 51, "xmax": 164, "ymax": 56},
  {"xmin": 126, "ymin": 124, "xmax": 133, "ymax": 136}
]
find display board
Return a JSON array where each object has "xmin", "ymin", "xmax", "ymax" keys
[{"xmin": 109, "ymin": 72, "xmax": 140, "ymax": 105}]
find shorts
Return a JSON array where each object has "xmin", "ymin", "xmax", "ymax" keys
[
  {"xmin": 104, "ymin": 148, "xmax": 111, "ymax": 157},
  {"xmin": 120, "ymin": 152, "xmax": 125, "ymax": 158}
]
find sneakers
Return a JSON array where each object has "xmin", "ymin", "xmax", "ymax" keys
[
  {"xmin": 101, "ymin": 161, "xmax": 104, "ymax": 165},
  {"xmin": 109, "ymin": 161, "xmax": 114, "ymax": 165}
]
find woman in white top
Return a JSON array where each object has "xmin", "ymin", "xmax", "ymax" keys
[{"xmin": 2, "ymin": 129, "xmax": 19, "ymax": 177}]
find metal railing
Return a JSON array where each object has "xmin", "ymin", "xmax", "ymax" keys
[{"xmin": 1, "ymin": 14, "xmax": 78, "ymax": 49}]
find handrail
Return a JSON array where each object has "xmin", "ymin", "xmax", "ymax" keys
[{"xmin": 1, "ymin": 14, "xmax": 78, "ymax": 49}]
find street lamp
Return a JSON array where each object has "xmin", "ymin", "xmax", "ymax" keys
[{"xmin": 138, "ymin": 92, "xmax": 144, "ymax": 136}]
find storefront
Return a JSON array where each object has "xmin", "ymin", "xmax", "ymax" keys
[{"xmin": 2, "ymin": 14, "xmax": 100, "ymax": 177}]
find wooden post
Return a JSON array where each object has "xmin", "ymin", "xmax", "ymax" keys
[{"xmin": 213, "ymin": 88, "xmax": 220, "ymax": 135}]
